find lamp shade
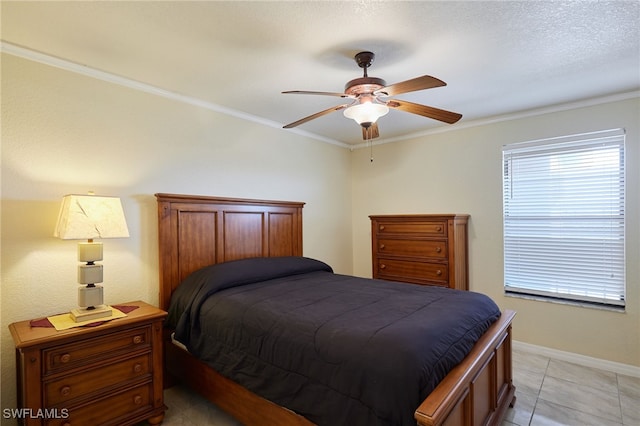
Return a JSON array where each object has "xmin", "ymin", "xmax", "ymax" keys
[
  {"xmin": 343, "ymin": 101, "xmax": 389, "ymax": 126},
  {"xmin": 54, "ymin": 195, "xmax": 129, "ymax": 240}
]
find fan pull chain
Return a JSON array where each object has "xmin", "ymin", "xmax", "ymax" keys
[
  {"xmin": 370, "ymin": 139, "xmax": 374, "ymax": 162},
  {"xmin": 368, "ymin": 127, "xmax": 374, "ymax": 162}
]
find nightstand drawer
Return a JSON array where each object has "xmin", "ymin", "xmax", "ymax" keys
[
  {"xmin": 45, "ymin": 382, "xmax": 153, "ymax": 426},
  {"xmin": 377, "ymin": 238, "xmax": 447, "ymax": 259},
  {"xmin": 44, "ymin": 325, "xmax": 150, "ymax": 374},
  {"xmin": 45, "ymin": 353, "xmax": 151, "ymax": 406}
]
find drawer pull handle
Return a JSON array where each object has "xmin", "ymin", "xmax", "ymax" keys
[
  {"xmin": 436, "ymin": 270, "xmax": 442, "ymax": 276},
  {"xmin": 133, "ymin": 363, "xmax": 143, "ymax": 373},
  {"xmin": 133, "ymin": 335, "xmax": 143, "ymax": 344},
  {"xmin": 379, "ymin": 244, "xmax": 385, "ymax": 250},
  {"xmin": 379, "ymin": 225, "xmax": 385, "ymax": 231},
  {"xmin": 133, "ymin": 395, "xmax": 143, "ymax": 405},
  {"xmin": 435, "ymin": 247, "xmax": 442, "ymax": 253},
  {"xmin": 380, "ymin": 264, "xmax": 386, "ymax": 269},
  {"xmin": 436, "ymin": 226, "xmax": 442, "ymax": 232},
  {"xmin": 60, "ymin": 353, "xmax": 71, "ymax": 363},
  {"xmin": 61, "ymin": 385, "xmax": 71, "ymax": 396}
]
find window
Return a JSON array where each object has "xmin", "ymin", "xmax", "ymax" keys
[{"xmin": 502, "ymin": 129, "xmax": 625, "ymax": 308}]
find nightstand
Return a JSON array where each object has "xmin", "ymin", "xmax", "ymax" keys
[{"xmin": 8, "ymin": 301, "xmax": 167, "ymax": 426}]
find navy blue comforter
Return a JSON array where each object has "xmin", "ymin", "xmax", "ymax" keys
[{"xmin": 167, "ymin": 257, "xmax": 500, "ymax": 426}]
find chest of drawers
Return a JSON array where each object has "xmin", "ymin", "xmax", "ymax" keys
[
  {"xmin": 8, "ymin": 301, "xmax": 166, "ymax": 426},
  {"xmin": 370, "ymin": 214, "xmax": 469, "ymax": 290}
]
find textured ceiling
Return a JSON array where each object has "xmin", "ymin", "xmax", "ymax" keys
[{"xmin": 2, "ymin": 1, "xmax": 639, "ymax": 146}]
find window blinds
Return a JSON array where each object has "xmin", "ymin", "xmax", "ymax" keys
[{"xmin": 502, "ymin": 129, "xmax": 625, "ymax": 307}]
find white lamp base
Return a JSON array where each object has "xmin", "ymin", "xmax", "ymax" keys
[
  {"xmin": 78, "ymin": 284, "xmax": 104, "ymax": 307},
  {"xmin": 71, "ymin": 305, "xmax": 112, "ymax": 322}
]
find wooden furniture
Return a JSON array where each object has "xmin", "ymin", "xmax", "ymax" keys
[
  {"xmin": 156, "ymin": 193, "xmax": 515, "ymax": 426},
  {"xmin": 370, "ymin": 214, "xmax": 469, "ymax": 290},
  {"xmin": 8, "ymin": 301, "xmax": 166, "ymax": 426}
]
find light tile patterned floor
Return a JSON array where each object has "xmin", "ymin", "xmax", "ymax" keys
[
  {"xmin": 504, "ymin": 350, "xmax": 639, "ymax": 426},
  {"xmin": 149, "ymin": 348, "xmax": 640, "ymax": 425}
]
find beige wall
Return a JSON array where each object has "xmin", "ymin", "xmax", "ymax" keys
[
  {"xmin": 351, "ymin": 97, "xmax": 640, "ymax": 367},
  {"xmin": 0, "ymin": 54, "xmax": 353, "ymax": 418}
]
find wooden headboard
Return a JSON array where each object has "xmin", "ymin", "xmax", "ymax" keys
[{"xmin": 156, "ymin": 193, "xmax": 304, "ymax": 311}]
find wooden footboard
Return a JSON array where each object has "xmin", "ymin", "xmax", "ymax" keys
[{"xmin": 415, "ymin": 310, "xmax": 516, "ymax": 426}]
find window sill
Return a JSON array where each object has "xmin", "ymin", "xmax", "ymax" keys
[{"xmin": 505, "ymin": 291, "xmax": 625, "ymax": 313}]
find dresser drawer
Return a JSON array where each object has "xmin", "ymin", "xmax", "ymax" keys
[
  {"xmin": 45, "ymin": 382, "xmax": 152, "ymax": 426},
  {"xmin": 377, "ymin": 238, "xmax": 447, "ymax": 259},
  {"xmin": 376, "ymin": 221, "xmax": 447, "ymax": 236},
  {"xmin": 376, "ymin": 259, "xmax": 449, "ymax": 285},
  {"xmin": 44, "ymin": 326, "xmax": 150, "ymax": 374},
  {"xmin": 45, "ymin": 354, "xmax": 151, "ymax": 406}
]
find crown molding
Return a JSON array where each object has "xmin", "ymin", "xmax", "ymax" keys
[
  {"xmin": 352, "ymin": 90, "xmax": 640, "ymax": 150},
  {"xmin": 1, "ymin": 41, "xmax": 349, "ymax": 148},
  {"xmin": 3, "ymin": 41, "xmax": 635, "ymax": 151}
]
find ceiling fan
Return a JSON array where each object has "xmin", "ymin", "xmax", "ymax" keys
[{"xmin": 282, "ymin": 51, "xmax": 462, "ymax": 140}]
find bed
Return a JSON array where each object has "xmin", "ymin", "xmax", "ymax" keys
[{"xmin": 156, "ymin": 193, "xmax": 516, "ymax": 426}]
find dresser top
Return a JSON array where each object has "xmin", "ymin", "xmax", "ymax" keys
[{"xmin": 369, "ymin": 214, "xmax": 469, "ymax": 221}]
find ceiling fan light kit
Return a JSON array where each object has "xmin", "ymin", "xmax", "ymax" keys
[
  {"xmin": 343, "ymin": 98, "xmax": 389, "ymax": 128},
  {"xmin": 282, "ymin": 51, "xmax": 462, "ymax": 140}
]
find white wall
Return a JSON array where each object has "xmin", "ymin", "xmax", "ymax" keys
[
  {"xmin": 0, "ymin": 54, "xmax": 353, "ymax": 419},
  {"xmin": 351, "ymin": 97, "xmax": 640, "ymax": 367}
]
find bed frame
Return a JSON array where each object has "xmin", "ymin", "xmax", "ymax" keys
[{"xmin": 156, "ymin": 193, "xmax": 516, "ymax": 426}]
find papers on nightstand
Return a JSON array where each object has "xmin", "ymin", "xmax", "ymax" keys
[{"xmin": 47, "ymin": 306, "xmax": 127, "ymax": 330}]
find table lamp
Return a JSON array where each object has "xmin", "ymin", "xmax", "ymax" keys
[{"xmin": 54, "ymin": 194, "xmax": 129, "ymax": 322}]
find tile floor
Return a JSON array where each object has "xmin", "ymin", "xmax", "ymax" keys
[
  {"xmin": 148, "ymin": 348, "xmax": 640, "ymax": 425},
  {"xmin": 504, "ymin": 349, "xmax": 639, "ymax": 426}
]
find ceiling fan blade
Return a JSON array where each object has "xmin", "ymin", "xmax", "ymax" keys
[
  {"xmin": 376, "ymin": 75, "xmax": 446, "ymax": 97},
  {"xmin": 282, "ymin": 90, "xmax": 352, "ymax": 98},
  {"xmin": 387, "ymin": 99, "xmax": 462, "ymax": 124},
  {"xmin": 283, "ymin": 104, "xmax": 350, "ymax": 128},
  {"xmin": 361, "ymin": 123, "xmax": 380, "ymax": 140}
]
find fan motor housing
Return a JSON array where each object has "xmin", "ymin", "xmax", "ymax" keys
[{"xmin": 345, "ymin": 77, "xmax": 387, "ymax": 96}]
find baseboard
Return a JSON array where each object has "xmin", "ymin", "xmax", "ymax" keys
[{"xmin": 513, "ymin": 340, "xmax": 640, "ymax": 378}]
